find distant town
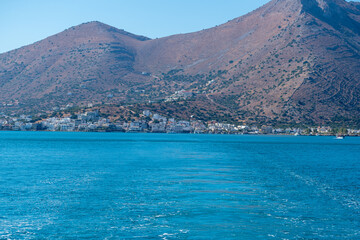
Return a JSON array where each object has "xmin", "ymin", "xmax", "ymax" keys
[{"xmin": 0, "ymin": 110, "xmax": 359, "ymax": 136}]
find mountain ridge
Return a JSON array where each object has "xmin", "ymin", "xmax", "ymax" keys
[{"xmin": 1, "ymin": 0, "xmax": 359, "ymax": 125}]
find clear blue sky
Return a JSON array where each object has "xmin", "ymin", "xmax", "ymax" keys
[
  {"xmin": 1, "ymin": 0, "xmax": 358, "ymax": 54},
  {"xmin": 0, "ymin": 0, "xmax": 271, "ymax": 53}
]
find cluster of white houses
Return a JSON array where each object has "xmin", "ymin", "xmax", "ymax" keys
[{"xmin": 1, "ymin": 111, "xmax": 360, "ymax": 135}]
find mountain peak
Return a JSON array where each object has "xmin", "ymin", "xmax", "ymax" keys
[
  {"xmin": 300, "ymin": 0, "xmax": 360, "ymax": 35},
  {"xmin": 75, "ymin": 21, "xmax": 114, "ymax": 30},
  {"xmin": 67, "ymin": 21, "xmax": 151, "ymax": 41},
  {"xmin": 301, "ymin": 0, "xmax": 346, "ymax": 10}
]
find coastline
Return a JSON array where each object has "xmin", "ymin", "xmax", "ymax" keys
[
  {"xmin": 1, "ymin": 110, "xmax": 358, "ymax": 136},
  {"xmin": 0, "ymin": 129, "xmax": 358, "ymax": 137}
]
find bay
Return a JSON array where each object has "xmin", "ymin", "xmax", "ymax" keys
[{"xmin": 0, "ymin": 132, "xmax": 359, "ymax": 239}]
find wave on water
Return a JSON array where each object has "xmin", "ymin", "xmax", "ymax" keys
[{"xmin": 287, "ymin": 170, "xmax": 360, "ymax": 211}]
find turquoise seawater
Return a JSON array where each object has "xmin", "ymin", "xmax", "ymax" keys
[{"xmin": 0, "ymin": 132, "xmax": 359, "ymax": 239}]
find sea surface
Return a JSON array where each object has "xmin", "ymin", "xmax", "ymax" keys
[{"xmin": 0, "ymin": 132, "xmax": 359, "ymax": 239}]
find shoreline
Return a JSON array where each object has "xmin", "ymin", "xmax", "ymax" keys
[{"xmin": 0, "ymin": 129, "xmax": 358, "ymax": 137}]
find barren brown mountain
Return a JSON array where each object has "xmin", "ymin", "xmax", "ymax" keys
[{"xmin": 1, "ymin": 0, "xmax": 360, "ymax": 125}]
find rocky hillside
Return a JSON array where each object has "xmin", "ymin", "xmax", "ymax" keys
[
  {"xmin": 0, "ymin": 22, "xmax": 150, "ymax": 109},
  {"xmin": 1, "ymin": 0, "xmax": 359, "ymax": 124}
]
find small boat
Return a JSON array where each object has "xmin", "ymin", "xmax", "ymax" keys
[{"xmin": 336, "ymin": 135, "xmax": 344, "ymax": 140}]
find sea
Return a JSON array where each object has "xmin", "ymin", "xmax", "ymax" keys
[{"xmin": 0, "ymin": 132, "xmax": 359, "ymax": 239}]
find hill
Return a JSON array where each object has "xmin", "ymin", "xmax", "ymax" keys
[
  {"xmin": 0, "ymin": 21, "xmax": 150, "ymax": 111},
  {"xmin": 1, "ymin": 0, "xmax": 360, "ymax": 125}
]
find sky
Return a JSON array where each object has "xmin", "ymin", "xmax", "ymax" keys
[
  {"xmin": 1, "ymin": 0, "xmax": 359, "ymax": 54},
  {"xmin": 0, "ymin": 0, "xmax": 271, "ymax": 53}
]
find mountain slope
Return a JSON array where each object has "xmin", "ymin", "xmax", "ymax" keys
[
  {"xmin": 0, "ymin": 21, "xmax": 150, "ymax": 110},
  {"xmin": 134, "ymin": 0, "xmax": 360, "ymax": 123},
  {"xmin": 291, "ymin": 0, "xmax": 360, "ymax": 121},
  {"xmin": 1, "ymin": 0, "xmax": 360, "ymax": 124}
]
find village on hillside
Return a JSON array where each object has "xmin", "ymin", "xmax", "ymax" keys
[{"xmin": 0, "ymin": 110, "xmax": 359, "ymax": 136}]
